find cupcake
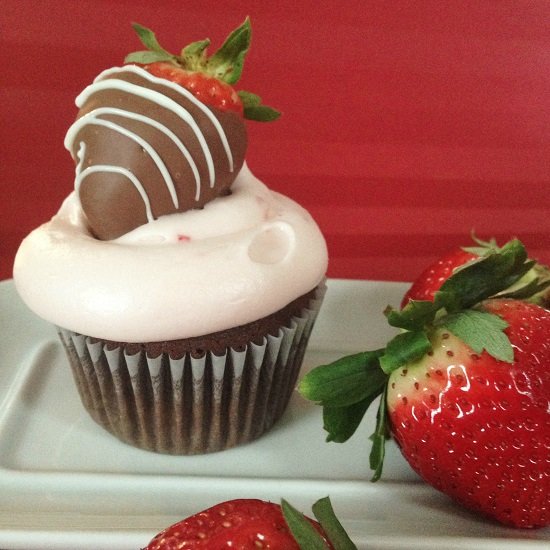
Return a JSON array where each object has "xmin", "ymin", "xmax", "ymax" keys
[{"xmin": 13, "ymin": 18, "xmax": 327, "ymax": 454}]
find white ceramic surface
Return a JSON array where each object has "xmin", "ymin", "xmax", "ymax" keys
[{"xmin": 0, "ymin": 279, "xmax": 548, "ymax": 549}]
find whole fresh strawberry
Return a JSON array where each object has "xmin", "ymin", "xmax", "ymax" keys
[
  {"xmin": 125, "ymin": 18, "xmax": 280, "ymax": 121},
  {"xmin": 388, "ymin": 298, "xmax": 550, "ymax": 528},
  {"xmin": 402, "ymin": 235, "xmax": 550, "ymax": 308},
  {"xmin": 143, "ymin": 497, "xmax": 356, "ymax": 549},
  {"xmin": 300, "ymin": 238, "xmax": 550, "ymax": 528}
]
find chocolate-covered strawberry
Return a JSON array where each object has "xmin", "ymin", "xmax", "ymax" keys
[
  {"xmin": 300, "ymin": 238, "xmax": 550, "ymax": 528},
  {"xmin": 66, "ymin": 18, "xmax": 279, "ymax": 240}
]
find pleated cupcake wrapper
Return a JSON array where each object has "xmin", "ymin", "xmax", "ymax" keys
[{"xmin": 57, "ymin": 284, "xmax": 325, "ymax": 454}]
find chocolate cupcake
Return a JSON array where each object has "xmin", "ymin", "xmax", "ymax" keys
[
  {"xmin": 57, "ymin": 284, "xmax": 325, "ymax": 454},
  {"xmin": 13, "ymin": 19, "xmax": 328, "ymax": 454}
]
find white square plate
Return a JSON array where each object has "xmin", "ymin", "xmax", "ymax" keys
[{"xmin": 0, "ymin": 279, "xmax": 548, "ymax": 549}]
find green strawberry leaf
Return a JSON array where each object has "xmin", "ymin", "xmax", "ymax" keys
[
  {"xmin": 496, "ymin": 262, "xmax": 550, "ymax": 302},
  {"xmin": 384, "ymin": 299, "xmax": 439, "ymax": 331},
  {"xmin": 462, "ymin": 233, "xmax": 499, "ymax": 256},
  {"xmin": 438, "ymin": 310, "xmax": 513, "ymax": 363},
  {"xmin": 499, "ymin": 276, "xmax": 550, "ymax": 301},
  {"xmin": 182, "ymin": 38, "xmax": 210, "ymax": 58},
  {"xmin": 379, "ymin": 330, "xmax": 432, "ymax": 374},
  {"xmin": 238, "ymin": 90, "xmax": 262, "ymax": 107},
  {"xmin": 243, "ymin": 104, "xmax": 281, "ymax": 122},
  {"xmin": 208, "ymin": 16, "xmax": 251, "ymax": 84},
  {"xmin": 181, "ymin": 39, "xmax": 210, "ymax": 70},
  {"xmin": 281, "ymin": 499, "xmax": 331, "ymax": 549},
  {"xmin": 298, "ymin": 350, "xmax": 385, "ymax": 407},
  {"xmin": 124, "ymin": 50, "xmax": 175, "ymax": 64},
  {"xmin": 238, "ymin": 91, "xmax": 281, "ymax": 121},
  {"xmin": 323, "ymin": 394, "xmax": 381, "ymax": 443},
  {"xmin": 312, "ymin": 497, "xmax": 358, "ymax": 550},
  {"xmin": 369, "ymin": 387, "xmax": 389, "ymax": 482},
  {"xmin": 438, "ymin": 239, "xmax": 533, "ymax": 310},
  {"xmin": 130, "ymin": 22, "xmax": 173, "ymax": 56}
]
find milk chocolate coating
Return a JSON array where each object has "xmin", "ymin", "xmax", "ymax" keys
[{"xmin": 69, "ymin": 68, "xmax": 247, "ymax": 240}]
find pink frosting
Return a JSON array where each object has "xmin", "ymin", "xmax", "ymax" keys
[{"xmin": 13, "ymin": 165, "xmax": 328, "ymax": 342}]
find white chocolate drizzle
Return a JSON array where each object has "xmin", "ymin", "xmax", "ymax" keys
[
  {"xmin": 68, "ymin": 77, "xmax": 214, "ymax": 188},
  {"xmin": 75, "ymin": 142, "xmax": 154, "ymax": 221},
  {"xmin": 67, "ymin": 107, "xmax": 202, "ymax": 201},
  {"xmin": 108, "ymin": 65, "xmax": 235, "ymax": 174},
  {"xmin": 65, "ymin": 65, "xmax": 236, "ymax": 214},
  {"xmin": 72, "ymin": 115, "xmax": 178, "ymax": 207}
]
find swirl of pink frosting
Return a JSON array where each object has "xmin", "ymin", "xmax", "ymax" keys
[{"xmin": 13, "ymin": 165, "xmax": 328, "ymax": 342}]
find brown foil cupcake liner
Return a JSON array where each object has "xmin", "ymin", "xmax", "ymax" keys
[{"xmin": 57, "ymin": 285, "xmax": 325, "ymax": 454}]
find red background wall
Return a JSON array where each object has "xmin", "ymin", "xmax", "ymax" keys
[{"xmin": 2, "ymin": 1, "xmax": 549, "ymax": 282}]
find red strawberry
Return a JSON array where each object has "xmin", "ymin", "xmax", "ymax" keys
[
  {"xmin": 125, "ymin": 19, "xmax": 280, "ymax": 121},
  {"xmin": 401, "ymin": 248, "xmax": 477, "ymax": 307},
  {"xmin": 143, "ymin": 61, "xmax": 244, "ymax": 115},
  {"xmin": 387, "ymin": 299, "xmax": 550, "ymax": 528},
  {"xmin": 402, "ymin": 235, "xmax": 550, "ymax": 309},
  {"xmin": 300, "ymin": 238, "xmax": 550, "ymax": 528},
  {"xmin": 144, "ymin": 497, "xmax": 355, "ymax": 549}
]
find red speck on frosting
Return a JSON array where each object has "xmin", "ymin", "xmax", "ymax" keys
[{"xmin": 177, "ymin": 234, "xmax": 191, "ymax": 242}]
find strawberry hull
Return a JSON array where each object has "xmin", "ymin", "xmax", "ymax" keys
[
  {"xmin": 401, "ymin": 248, "xmax": 477, "ymax": 307},
  {"xmin": 401, "ymin": 236, "xmax": 550, "ymax": 310},
  {"xmin": 387, "ymin": 300, "xmax": 550, "ymax": 528}
]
